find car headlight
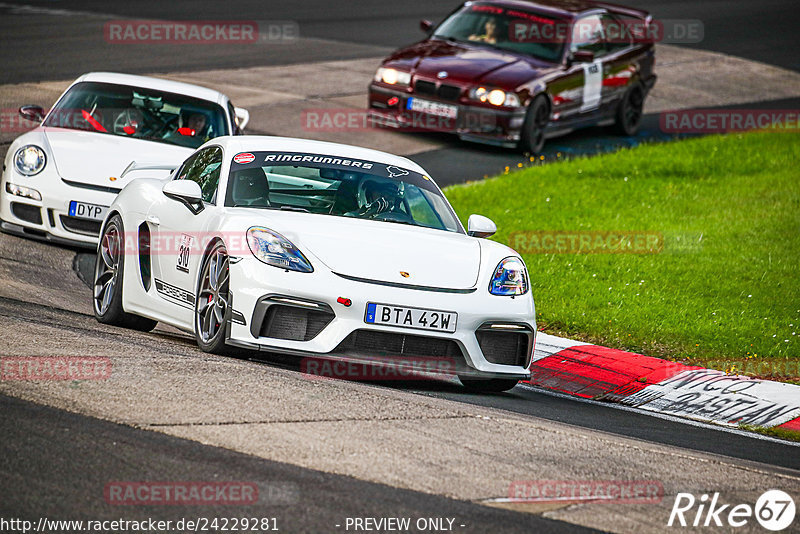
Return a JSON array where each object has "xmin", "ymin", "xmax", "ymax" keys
[
  {"xmin": 14, "ymin": 145, "xmax": 47, "ymax": 176},
  {"xmin": 469, "ymin": 87, "xmax": 521, "ymax": 107},
  {"xmin": 489, "ymin": 257, "xmax": 529, "ymax": 296},
  {"xmin": 246, "ymin": 226, "xmax": 313, "ymax": 273},
  {"xmin": 5, "ymin": 182, "xmax": 42, "ymax": 201},
  {"xmin": 375, "ymin": 67, "xmax": 412, "ymax": 86}
]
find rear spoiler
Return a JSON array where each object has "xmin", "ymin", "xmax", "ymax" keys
[{"xmin": 120, "ymin": 160, "xmax": 180, "ymax": 179}]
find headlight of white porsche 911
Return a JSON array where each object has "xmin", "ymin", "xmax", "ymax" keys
[
  {"xmin": 14, "ymin": 145, "xmax": 47, "ymax": 176},
  {"xmin": 489, "ymin": 257, "xmax": 529, "ymax": 296},
  {"xmin": 246, "ymin": 226, "xmax": 313, "ymax": 273}
]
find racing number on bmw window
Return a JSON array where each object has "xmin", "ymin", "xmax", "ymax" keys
[
  {"xmin": 573, "ymin": 14, "xmax": 605, "ymax": 112},
  {"xmin": 177, "ymin": 234, "xmax": 193, "ymax": 273}
]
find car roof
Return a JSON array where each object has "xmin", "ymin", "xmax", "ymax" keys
[
  {"xmin": 470, "ymin": 0, "xmax": 647, "ymax": 20},
  {"xmin": 213, "ymin": 136, "xmax": 431, "ymax": 177},
  {"xmin": 75, "ymin": 72, "xmax": 227, "ymax": 105}
]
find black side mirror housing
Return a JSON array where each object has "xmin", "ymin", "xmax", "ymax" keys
[
  {"xmin": 420, "ymin": 19, "xmax": 433, "ymax": 33},
  {"xmin": 19, "ymin": 105, "xmax": 45, "ymax": 123},
  {"xmin": 570, "ymin": 50, "xmax": 595, "ymax": 64}
]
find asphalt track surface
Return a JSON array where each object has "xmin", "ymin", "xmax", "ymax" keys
[
  {"xmin": 0, "ymin": 394, "xmax": 598, "ymax": 534},
  {"xmin": 1, "ymin": 0, "xmax": 798, "ymax": 80},
  {"xmin": 1, "ymin": 1, "xmax": 800, "ymax": 532}
]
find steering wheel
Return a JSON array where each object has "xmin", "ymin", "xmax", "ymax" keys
[
  {"xmin": 113, "ymin": 109, "xmax": 141, "ymax": 135},
  {"xmin": 374, "ymin": 209, "xmax": 414, "ymax": 224}
]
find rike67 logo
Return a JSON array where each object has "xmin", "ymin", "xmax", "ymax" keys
[{"xmin": 668, "ymin": 490, "xmax": 795, "ymax": 531}]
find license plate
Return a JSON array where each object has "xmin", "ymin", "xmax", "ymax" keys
[
  {"xmin": 406, "ymin": 97, "xmax": 458, "ymax": 119},
  {"xmin": 68, "ymin": 201, "xmax": 108, "ymax": 221},
  {"xmin": 365, "ymin": 303, "xmax": 457, "ymax": 333}
]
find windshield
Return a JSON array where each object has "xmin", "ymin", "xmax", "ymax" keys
[
  {"xmin": 225, "ymin": 151, "xmax": 463, "ymax": 233},
  {"xmin": 43, "ymin": 81, "xmax": 228, "ymax": 149},
  {"xmin": 433, "ymin": 4, "xmax": 567, "ymax": 63}
]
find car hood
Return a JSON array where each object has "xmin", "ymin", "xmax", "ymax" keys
[
  {"xmin": 387, "ymin": 39, "xmax": 555, "ymax": 88},
  {"xmin": 249, "ymin": 211, "xmax": 481, "ymax": 290},
  {"xmin": 44, "ymin": 128, "xmax": 192, "ymax": 187}
]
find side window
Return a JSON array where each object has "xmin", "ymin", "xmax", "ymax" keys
[
  {"xmin": 602, "ymin": 14, "xmax": 631, "ymax": 53},
  {"xmin": 228, "ymin": 101, "xmax": 241, "ymax": 135},
  {"xmin": 571, "ymin": 15, "xmax": 606, "ymax": 57},
  {"xmin": 179, "ymin": 147, "xmax": 223, "ymax": 204},
  {"xmin": 405, "ymin": 185, "xmax": 440, "ymax": 228}
]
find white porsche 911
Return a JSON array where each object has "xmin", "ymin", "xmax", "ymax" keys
[
  {"xmin": 1, "ymin": 72, "xmax": 249, "ymax": 247},
  {"xmin": 93, "ymin": 136, "xmax": 535, "ymax": 391}
]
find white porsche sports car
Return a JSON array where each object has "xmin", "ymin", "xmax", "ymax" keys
[
  {"xmin": 93, "ymin": 136, "xmax": 535, "ymax": 391},
  {"xmin": 1, "ymin": 72, "xmax": 249, "ymax": 247}
]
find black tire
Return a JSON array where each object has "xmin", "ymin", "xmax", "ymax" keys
[
  {"xmin": 93, "ymin": 214, "xmax": 158, "ymax": 332},
  {"xmin": 195, "ymin": 241, "xmax": 230, "ymax": 354},
  {"xmin": 519, "ymin": 94, "xmax": 550, "ymax": 155},
  {"xmin": 614, "ymin": 83, "xmax": 644, "ymax": 136},
  {"xmin": 459, "ymin": 376, "xmax": 520, "ymax": 393}
]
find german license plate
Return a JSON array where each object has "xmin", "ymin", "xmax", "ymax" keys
[
  {"xmin": 406, "ymin": 97, "xmax": 458, "ymax": 119},
  {"xmin": 68, "ymin": 201, "xmax": 108, "ymax": 221},
  {"xmin": 365, "ymin": 303, "xmax": 457, "ymax": 333}
]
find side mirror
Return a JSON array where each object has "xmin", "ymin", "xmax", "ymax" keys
[
  {"xmin": 570, "ymin": 50, "xmax": 595, "ymax": 64},
  {"xmin": 163, "ymin": 180, "xmax": 204, "ymax": 214},
  {"xmin": 420, "ymin": 19, "xmax": 433, "ymax": 33},
  {"xmin": 234, "ymin": 107, "xmax": 250, "ymax": 132},
  {"xmin": 467, "ymin": 214, "xmax": 496, "ymax": 238},
  {"xmin": 19, "ymin": 105, "xmax": 45, "ymax": 123}
]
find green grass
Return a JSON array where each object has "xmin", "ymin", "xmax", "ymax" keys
[
  {"xmin": 738, "ymin": 424, "xmax": 800, "ymax": 443},
  {"xmin": 445, "ymin": 131, "xmax": 800, "ymax": 378}
]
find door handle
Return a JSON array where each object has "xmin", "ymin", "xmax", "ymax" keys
[{"xmin": 146, "ymin": 215, "xmax": 160, "ymax": 226}]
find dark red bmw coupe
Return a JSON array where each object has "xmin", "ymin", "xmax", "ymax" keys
[{"xmin": 367, "ymin": 0, "xmax": 657, "ymax": 153}]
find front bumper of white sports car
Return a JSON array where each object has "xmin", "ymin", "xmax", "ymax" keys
[
  {"xmin": 224, "ymin": 256, "xmax": 535, "ymax": 380},
  {"xmin": 0, "ymin": 168, "xmax": 117, "ymax": 248}
]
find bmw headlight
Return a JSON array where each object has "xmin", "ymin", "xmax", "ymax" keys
[
  {"xmin": 14, "ymin": 145, "xmax": 47, "ymax": 176},
  {"xmin": 375, "ymin": 67, "xmax": 412, "ymax": 86},
  {"xmin": 246, "ymin": 226, "xmax": 313, "ymax": 273},
  {"xmin": 469, "ymin": 87, "xmax": 521, "ymax": 107},
  {"xmin": 489, "ymin": 257, "xmax": 529, "ymax": 296}
]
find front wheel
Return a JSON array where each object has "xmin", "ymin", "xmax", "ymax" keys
[
  {"xmin": 93, "ymin": 214, "xmax": 157, "ymax": 332},
  {"xmin": 518, "ymin": 95, "xmax": 550, "ymax": 155},
  {"xmin": 614, "ymin": 83, "xmax": 644, "ymax": 136},
  {"xmin": 459, "ymin": 376, "xmax": 520, "ymax": 393},
  {"xmin": 195, "ymin": 242, "xmax": 230, "ymax": 354}
]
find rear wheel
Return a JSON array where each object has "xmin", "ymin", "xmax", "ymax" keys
[
  {"xmin": 93, "ymin": 214, "xmax": 157, "ymax": 331},
  {"xmin": 459, "ymin": 376, "xmax": 520, "ymax": 393},
  {"xmin": 519, "ymin": 95, "xmax": 550, "ymax": 155},
  {"xmin": 614, "ymin": 83, "xmax": 644, "ymax": 136},
  {"xmin": 195, "ymin": 242, "xmax": 230, "ymax": 354}
]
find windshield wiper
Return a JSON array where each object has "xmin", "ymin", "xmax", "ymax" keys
[
  {"xmin": 278, "ymin": 206, "xmax": 309, "ymax": 212},
  {"xmin": 231, "ymin": 204, "xmax": 310, "ymax": 212}
]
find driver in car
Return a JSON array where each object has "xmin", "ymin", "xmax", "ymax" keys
[
  {"xmin": 348, "ymin": 180, "xmax": 399, "ymax": 218},
  {"xmin": 186, "ymin": 113, "xmax": 208, "ymax": 139}
]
